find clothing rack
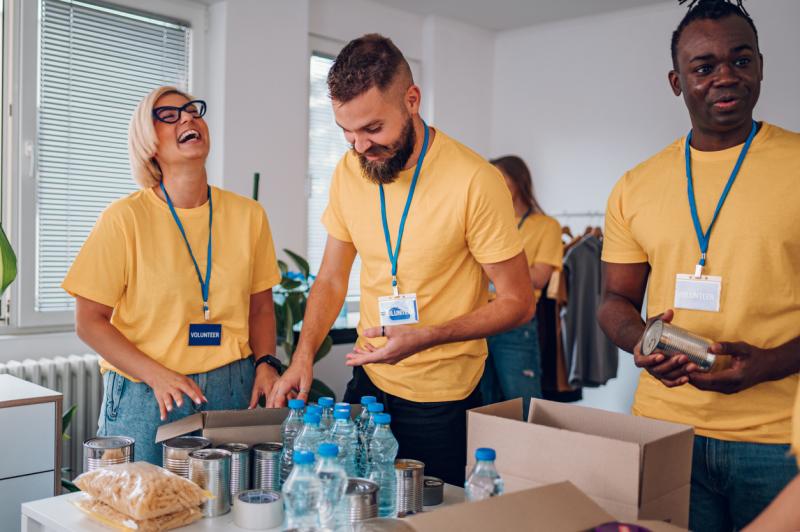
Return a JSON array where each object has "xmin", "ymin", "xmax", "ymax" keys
[{"xmin": 551, "ymin": 211, "xmax": 605, "ymax": 218}]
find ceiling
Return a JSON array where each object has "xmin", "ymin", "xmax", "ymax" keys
[{"xmin": 369, "ymin": 0, "xmax": 672, "ymax": 31}]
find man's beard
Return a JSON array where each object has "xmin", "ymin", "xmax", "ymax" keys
[{"xmin": 356, "ymin": 117, "xmax": 416, "ymax": 185}]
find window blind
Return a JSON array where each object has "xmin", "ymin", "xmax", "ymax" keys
[
  {"xmin": 307, "ymin": 53, "xmax": 361, "ymax": 296},
  {"xmin": 36, "ymin": 0, "xmax": 190, "ymax": 311}
]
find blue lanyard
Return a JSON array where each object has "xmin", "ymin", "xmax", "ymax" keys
[
  {"xmin": 160, "ymin": 182, "xmax": 213, "ymax": 320},
  {"xmin": 379, "ymin": 121, "xmax": 429, "ymax": 296},
  {"xmin": 517, "ymin": 208, "xmax": 533, "ymax": 230},
  {"xmin": 685, "ymin": 121, "xmax": 756, "ymax": 275}
]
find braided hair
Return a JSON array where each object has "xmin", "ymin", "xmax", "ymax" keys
[{"xmin": 671, "ymin": 0, "xmax": 758, "ymax": 68}]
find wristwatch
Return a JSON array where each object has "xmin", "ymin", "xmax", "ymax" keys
[{"xmin": 254, "ymin": 354, "xmax": 284, "ymax": 376}]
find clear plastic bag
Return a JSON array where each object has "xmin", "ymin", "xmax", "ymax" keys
[
  {"xmin": 74, "ymin": 494, "xmax": 202, "ymax": 532},
  {"xmin": 74, "ymin": 462, "xmax": 209, "ymax": 520}
]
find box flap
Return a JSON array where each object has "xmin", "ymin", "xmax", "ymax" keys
[
  {"xmin": 155, "ymin": 412, "xmax": 205, "ymax": 443},
  {"xmin": 407, "ymin": 481, "xmax": 614, "ymax": 532},
  {"xmin": 468, "ymin": 408, "xmax": 642, "ymax": 504},
  {"xmin": 468, "ymin": 397, "xmax": 525, "ymax": 421},
  {"xmin": 203, "ymin": 408, "xmax": 288, "ymax": 428},
  {"xmin": 529, "ymin": 399, "xmax": 692, "ymax": 446},
  {"xmin": 638, "ymin": 484, "xmax": 690, "ymax": 529},
  {"xmin": 640, "ymin": 429, "xmax": 693, "ymax": 503}
]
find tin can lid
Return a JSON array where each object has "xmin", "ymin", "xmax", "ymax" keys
[
  {"xmin": 237, "ymin": 489, "xmax": 281, "ymax": 504},
  {"xmin": 163, "ymin": 436, "xmax": 212, "ymax": 449},
  {"xmin": 641, "ymin": 319, "xmax": 664, "ymax": 356},
  {"xmin": 217, "ymin": 443, "xmax": 250, "ymax": 453},
  {"xmin": 424, "ymin": 476, "xmax": 443, "ymax": 488},
  {"xmin": 84, "ymin": 436, "xmax": 134, "ymax": 449},
  {"xmin": 346, "ymin": 478, "xmax": 379, "ymax": 494},
  {"xmin": 252, "ymin": 442, "xmax": 283, "ymax": 453},
  {"xmin": 189, "ymin": 448, "xmax": 231, "ymax": 461},
  {"xmin": 395, "ymin": 459, "xmax": 424, "ymax": 470}
]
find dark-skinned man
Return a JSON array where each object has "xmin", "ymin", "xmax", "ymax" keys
[
  {"xmin": 597, "ymin": 1, "xmax": 800, "ymax": 530},
  {"xmin": 266, "ymin": 34, "xmax": 533, "ymax": 486}
]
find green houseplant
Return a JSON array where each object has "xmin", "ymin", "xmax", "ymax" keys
[{"xmin": 0, "ymin": 223, "xmax": 17, "ymax": 296}]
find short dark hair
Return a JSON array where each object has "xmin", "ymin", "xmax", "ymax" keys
[
  {"xmin": 327, "ymin": 33, "xmax": 412, "ymax": 103},
  {"xmin": 671, "ymin": 0, "xmax": 758, "ymax": 68}
]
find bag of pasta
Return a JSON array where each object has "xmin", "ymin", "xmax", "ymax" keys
[
  {"xmin": 74, "ymin": 462, "xmax": 209, "ymax": 520},
  {"xmin": 74, "ymin": 494, "xmax": 202, "ymax": 532}
]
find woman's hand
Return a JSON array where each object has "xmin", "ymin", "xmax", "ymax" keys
[
  {"xmin": 249, "ymin": 362, "xmax": 281, "ymax": 408},
  {"xmin": 144, "ymin": 366, "xmax": 207, "ymax": 421}
]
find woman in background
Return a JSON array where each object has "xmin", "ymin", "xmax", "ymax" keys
[{"xmin": 481, "ymin": 155, "xmax": 563, "ymax": 415}]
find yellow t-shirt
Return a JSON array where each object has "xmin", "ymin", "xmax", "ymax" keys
[
  {"xmin": 518, "ymin": 213, "xmax": 563, "ymax": 304},
  {"xmin": 62, "ymin": 186, "xmax": 282, "ymax": 378},
  {"xmin": 322, "ymin": 129, "xmax": 523, "ymax": 402},
  {"xmin": 603, "ymin": 122, "xmax": 800, "ymax": 444}
]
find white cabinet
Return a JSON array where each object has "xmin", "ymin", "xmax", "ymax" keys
[{"xmin": 0, "ymin": 375, "xmax": 62, "ymax": 532}]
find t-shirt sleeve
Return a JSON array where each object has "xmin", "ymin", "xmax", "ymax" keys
[
  {"xmin": 531, "ymin": 218, "xmax": 564, "ymax": 269},
  {"xmin": 465, "ymin": 165, "xmax": 524, "ymax": 264},
  {"xmin": 251, "ymin": 206, "xmax": 282, "ymax": 294},
  {"xmin": 321, "ymin": 160, "xmax": 353, "ymax": 243},
  {"xmin": 61, "ymin": 206, "xmax": 128, "ymax": 308},
  {"xmin": 602, "ymin": 174, "xmax": 648, "ymax": 263}
]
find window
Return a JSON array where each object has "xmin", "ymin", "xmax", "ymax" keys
[{"xmin": 11, "ymin": 0, "xmax": 202, "ymax": 328}]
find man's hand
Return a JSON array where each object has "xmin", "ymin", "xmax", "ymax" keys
[
  {"xmin": 689, "ymin": 341, "xmax": 773, "ymax": 394},
  {"xmin": 345, "ymin": 325, "xmax": 436, "ymax": 366},
  {"xmin": 248, "ymin": 362, "xmax": 280, "ymax": 409},
  {"xmin": 633, "ymin": 309, "xmax": 700, "ymax": 388},
  {"xmin": 266, "ymin": 360, "xmax": 313, "ymax": 407}
]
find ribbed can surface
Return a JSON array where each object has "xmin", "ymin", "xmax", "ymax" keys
[
  {"xmin": 252, "ymin": 442, "xmax": 283, "ymax": 490},
  {"xmin": 345, "ymin": 478, "xmax": 379, "ymax": 522},
  {"xmin": 162, "ymin": 436, "xmax": 212, "ymax": 478},
  {"xmin": 395, "ymin": 459, "xmax": 424, "ymax": 516},
  {"xmin": 642, "ymin": 319, "xmax": 716, "ymax": 371},
  {"xmin": 189, "ymin": 448, "xmax": 232, "ymax": 517},
  {"xmin": 83, "ymin": 436, "xmax": 134, "ymax": 472},
  {"xmin": 217, "ymin": 443, "xmax": 250, "ymax": 497}
]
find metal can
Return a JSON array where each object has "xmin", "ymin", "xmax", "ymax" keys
[
  {"xmin": 345, "ymin": 478, "xmax": 379, "ymax": 522},
  {"xmin": 217, "ymin": 443, "xmax": 251, "ymax": 498},
  {"xmin": 162, "ymin": 436, "xmax": 212, "ymax": 478},
  {"xmin": 641, "ymin": 319, "xmax": 717, "ymax": 371},
  {"xmin": 83, "ymin": 436, "xmax": 134, "ymax": 472},
  {"xmin": 395, "ymin": 459, "xmax": 424, "ymax": 516},
  {"xmin": 189, "ymin": 448, "xmax": 232, "ymax": 517},
  {"xmin": 423, "ymin": 476, "xmax": 444, "ymax": 506},
  {"xmin": 252, "ymin": 442, "xmax": 283, "ymax": 491}
]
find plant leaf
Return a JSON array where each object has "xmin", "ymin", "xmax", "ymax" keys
[
  {"xmin": 314, "ymin": 335, "xmax": 333, "ymax": 364},
  {"xmin": 62, "ymin": 404, "xmax": 78, "ymax": 437},
  {"xmin": 0, "ymin": 223, "xmax": 17, "ymax": 297},
  {"xmin": 280, "ymin": 279, "xmax": 302, "ymax": 291},
  {"xmin": 62, "ymin": 478, "xmax": 80, "ymax": 493},
  {"xmin": 277, "ymin": 260, "xmax": 289, "ymax": 277},
  {"xmin": 283, "ymin": 249, "xmax": 310, "ymax": 280}
]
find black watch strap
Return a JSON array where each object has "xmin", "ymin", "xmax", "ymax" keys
[{"xmin": 254, "ymin": 354, "xmax": 283, "ymax": 375}]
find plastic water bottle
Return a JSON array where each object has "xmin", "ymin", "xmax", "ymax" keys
[
  {"xmin": 280, "ymin": 398, "xmax": 305, "ymax": 483},
  {"xmin": 465, "ymin": 447, "xmax": 504, "ymax": 501},
  {"xmin": 307, "ymin": 403, "xmax": 322, "ymax": 417},
  {"xmin": 358, "ymin": 402, "xmax": 384, "ymax": 476},
  {"xmin": 318, "ymin": 396, "xmax": 335, "ymax": 436},
  {"xmin": 356, "ymin": 395, "xmax": 377, "ymax": 432},
  {"xmin": 366, "ymin": 413, "xmax": 399, "ymax": 517},
  {"xmin": 335, "ymin": 401, "xmax": 351, "ymax": 413},
  {"xmin": 330, "ymin": 408, "xmax": 359, "ymax": 477},
  {"xmin": 315, "ymin": 443, "xmax": 348, "ymax": 529},
  {"xmin": 294, "ymin": 412, "xmax": 324, "ymax": 457},
  {"xmin": 282, "ymin": 450, "xmax": 322, "ymax": 529}
]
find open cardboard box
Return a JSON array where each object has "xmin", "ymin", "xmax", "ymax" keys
[
  {"xmin": 155, "ymin": 405, "xmax": 363, "ymax": 446},
  {"xmin": 467, "ymin": 399, "xmax": 693, "ymax": 528},
  {"xmin": 406, "ymin": 481, "xmax": 686, "ymax": 532}
]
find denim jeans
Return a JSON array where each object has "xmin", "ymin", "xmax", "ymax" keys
[
  {"xmin": 480, "ymin": 317, "xmax": 542, "ymax": 417},
  {"xmin": 97, "ymin": 358, "xmax": 255, "ymax": 465},
  {"xmin": 690, "ymin": 435, "xmax": 798, "ymax": 531}
]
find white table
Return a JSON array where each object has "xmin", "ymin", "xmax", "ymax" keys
[{"xmin": 21, "ymin": 484, "xmax": 464, "ymax": 531}]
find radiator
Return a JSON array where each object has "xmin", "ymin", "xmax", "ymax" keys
[{"xmin": 0, "ymin": 354, "xmax": 102, "ymax": 479}]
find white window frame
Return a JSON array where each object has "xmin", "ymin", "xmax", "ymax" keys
[{"xmin": 6, "ymin": 0, "xmax": 206, "ymax": 331}]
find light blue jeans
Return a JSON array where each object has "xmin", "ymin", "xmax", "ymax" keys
[
  {"xmin": 97, "ymin": 358, "xmax": 255, "ymax": 465},
  {"xmin": 480, "ymin": 318, "xmax": 542, "ymax": 417},
  {"xmin": 690, "ymin": 435, "xmax": 798, "ymax": 531}
]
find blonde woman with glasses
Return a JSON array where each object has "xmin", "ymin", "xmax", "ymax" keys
[{"xmin": 62, "ymin": 86, "xmax": 283, "ymax": 464}]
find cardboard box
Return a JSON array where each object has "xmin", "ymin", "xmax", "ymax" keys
[
  {"xmin": 407, "ymin": 481, "xmax": 686, "ymax": 532},
  {"xmin": 467, "ymin": 399, "xmax": 693, "ymax": 528}
]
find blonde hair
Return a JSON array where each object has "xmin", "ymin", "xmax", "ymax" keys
[{"xmin": 128, "ymin": 86, "xmax": 194, "ymax": 188}]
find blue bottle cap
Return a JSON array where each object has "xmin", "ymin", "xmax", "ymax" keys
[
  {"xmin": 360, "ymin": 395, "xmax": 377, "ymax": 406},
  {"xmin": 334, "ymin": 409, "xmax": 350, "ymax": 420},
  {"xmin": 367, "ymin": 403, "xmax": 385, "ymax": 413},
  {"xmin": 288, "ymin": 399, "xmax": 305, "ymax": 410},
  {"xmin": 335, "ymin": 402, "xmax": 350, "ymax": 411},
  {"xmin": 303, "ymin": 413, "xmax": 321, "ymax": 425},
  {"xmin": 475, "ymin": 448, "xmax": 496, "ymax": 461},
  {"xmin": 294, "ymin": 450, "xmax": 315, "ymax": 465},
  {"xmin": 318, "ymin": 397, "xmax": 334, "ymax": 407},
  {"xmin": 374, "ymin": 413, "xmax": 391, "ymax": 425},
  {"xmin": 307, "ymin": 404, "xmax": 322, "ymax": 416},
  {"xmin": 318, "ymin": 443, "xmax": 339, "ymax": 458}
]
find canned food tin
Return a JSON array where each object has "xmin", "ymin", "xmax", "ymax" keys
[
  {"xmin": 345, "ymin": 478, "xmax": 379, "ymax": 522},
  {"xmin": 189, "ymin": 448, "xmax": 232, "ymax": 517},
  {"xmin": 217, "ymin": 443, "xmax": 251, "ymax": 497},
  {"xmin": 395, "ymin": 459, "xmax": 424, "ymax": 516},
  {"xmin": 162, "ymin": 436, "xmax": 212, "ymax": 478},
  {"xmin": 423, "ymin": 476, "xmax": 444, "ymax": 506},
  {"xmin": 83, "ymin": 436, "xmax": 134, "ymax": 472},
  {"xmin": 252, "ymin": 442, "xmax": 283, "ymax": 490},
  {"xmin": 642, "ymin": 319, "xmax": 716, "ymax": 371}
]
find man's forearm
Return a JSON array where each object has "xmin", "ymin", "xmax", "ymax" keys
[
  {"xmin": 293, "ymin": 277, "xmax": 348, "ymax": 365},
  {"xmin": 249, "ymin": 309, "xmax": 277, "ymax": 358},
  {"xmin": 597, "ymin": 294, "xmax": 646, "ymax": 353},
  {"xmin": 763, "ymin": 335, "xmax": 800, "ymax": 381},
  {"xmin": 428, "ymin": 292, "xmax": 533, "ymax": 347}
]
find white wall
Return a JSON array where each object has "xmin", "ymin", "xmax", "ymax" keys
[{"xmin": 490, "ymin": 0, "xmax": 800, "ymax": 413}]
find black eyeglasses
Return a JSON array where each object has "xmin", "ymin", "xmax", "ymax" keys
[{"xmin": 152, "ymin": 100, "xmax": 207, "ymax": 124}]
